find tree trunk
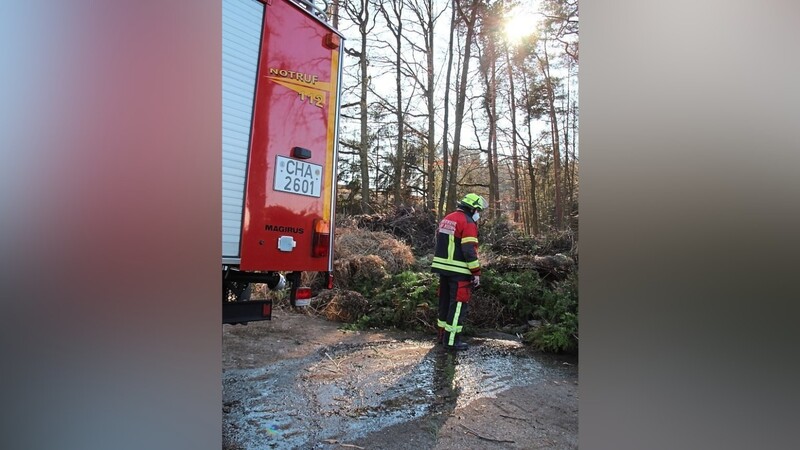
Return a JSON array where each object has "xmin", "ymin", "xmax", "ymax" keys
[
  {"xmin": 478, "ymin": 38, "xmax": 497, "ymax": 218},
  {"xmin": 563, "ymin": 73, "xmax": 570, "ymax": 215},
  {"xmin": 330, "ymin": 0, "xmax": 339, "ymax": 29},
  {"xmin": 438, "ymin": 0, "xmax": 457, "ymax": 218},
  {"xmin": 571, "ymin": 99, "xmax": 577, "ymax": 207},
  {"xmin": 539, "ymin": 41, "xmax": 562, "ymax": 229},
  {"xmin": 349, "ymin": 0, "xmax": 373, "ymax": 211},
  {"xmin": 379, "ymin": 1, "xmax": 405, "ymax": 206},
  {"xmin": 475, "ymin": 3, "xmax": 499, "ymax": 217},
  {"xmin": 424, "ymin": 0, "xmax": 436, "ymax": 211},
  {"xmin": 526, "ymin": 143, "xmax": 539, "ymax": 235},
  {"xmin": 520, "ymin": 68, "xmax": 539, "ymax": 235},
  {"xmin": 505, "ymin": 45, "xmax": 520, "ymax": 223},
  {"xmin": 446, "ymin": 0, "xmax": 479, "ymax": 212}
]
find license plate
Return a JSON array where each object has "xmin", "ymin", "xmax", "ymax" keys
[{"xmin": 273, "ymin": 155, "xmax": 322, "ymax": 197}]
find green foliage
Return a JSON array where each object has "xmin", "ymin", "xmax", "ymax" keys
[
  {"xmin": 346, "ymin": 271, "xmax": 439, "ymax": 331},
  {"xmin": 478, "ymin": 268, "xmax": 578, "ymax": 353},
  {"xmin": 338, "ymin": 253, "xmax": 578, "ymax": 354},
  {"xmin": 536, "ymin": 273, "xmax": 578, "ymax": 323},
  {"xmin": 341, "ymin": 313, "xmax": 376, "ymax": 331},
  {"xmin": 374, "ymin": 271, "xmax": 439, "ymax": 305},
  {"xmin": 525, "ymin": 273, "xmax": 578, "ymax": 353},
  {"xmin": 525, "ymin": 319, "xmax": 577, "ymax": 353},
  {"xmin": 479, "ymin": 268, "xmax": 544, "ymax": 320},
  {"xmin": 348, "ymin": 270, "xmax": 387, "ymax": 298}
]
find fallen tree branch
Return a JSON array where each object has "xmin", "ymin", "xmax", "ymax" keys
[
  {"xmin": 322, "ymin": 440, "xmax": 365, "ymax": 449},
  {"xmin": 325, "ymin": 352, "xmax": 341, "ymax": 369},
  {"xmin": 499, "ymin": 413, "xmax": 529, "ymax": 422},
  {"xmin": 370, "ymin": 346, "xmax": 388, "ymax": 358},
  {"xmin": 459, "ymin": 424, "xmax": 515, "ymax": 443}
]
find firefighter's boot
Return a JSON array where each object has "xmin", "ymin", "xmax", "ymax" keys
[
  {"xmin": 444, "ymin": 334, "xmax": 468, "ymax": 351},
  {"xmin": 445, "ymin": 340, "xmax": 469, "ymax": 351}
]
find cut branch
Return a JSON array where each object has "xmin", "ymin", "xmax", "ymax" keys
[{"xmin": 459, "ymin": 424, "xmax": 515, "ymax": 444}]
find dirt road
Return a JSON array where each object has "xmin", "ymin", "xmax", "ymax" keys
[{"xmin": 223, "ymin": 309, "xmax": 578, "ymax": 449}]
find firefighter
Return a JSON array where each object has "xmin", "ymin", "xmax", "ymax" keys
[{"xmin": 431, "ymin": 193, "xmax": 488, "ymax": 350}]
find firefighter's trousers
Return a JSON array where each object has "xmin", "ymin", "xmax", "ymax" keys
[{"xmin": 437, "ymin": 274, "xmax": 472, "ymax": 346}]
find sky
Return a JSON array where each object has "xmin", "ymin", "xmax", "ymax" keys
[{"xmin": 334, "ymin": 0, "xmax": 577, "ymax": 177}]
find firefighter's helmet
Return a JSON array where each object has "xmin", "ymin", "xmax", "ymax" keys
[{"xmin": 459, "ymin": 193, "xmax": 488, "ymax": 211}]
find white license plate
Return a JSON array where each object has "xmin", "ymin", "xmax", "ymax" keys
[{"xmin": 273, "ymin": 155, "xmax": 323, "ymax": 197}]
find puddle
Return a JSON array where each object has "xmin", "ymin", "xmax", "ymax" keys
[{"xmin": 223, "ymin": 338, "xmax": 570, "ymax": 449}]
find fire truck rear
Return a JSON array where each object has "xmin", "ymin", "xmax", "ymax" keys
[{"xmin": 222, "ymin": 0, "xmax": 343, "ymax": 324}]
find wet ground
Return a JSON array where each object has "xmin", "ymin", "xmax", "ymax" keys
[{"xmin": 223, "ymin": 311, "xmax": 577, "ymax": 449}]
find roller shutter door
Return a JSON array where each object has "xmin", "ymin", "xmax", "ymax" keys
[{"xmin": 222, "ymin": 0, "xmax": 264, "ymax": 259}]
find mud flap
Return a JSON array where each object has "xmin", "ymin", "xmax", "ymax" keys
[{"xmin": 223, "ymin": 299, "xmax": 273, "ymax": 324}]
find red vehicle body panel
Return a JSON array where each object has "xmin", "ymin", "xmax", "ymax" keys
[{"xmin": 240, "ymin": 0, "xmax": 341, "ymax": 272}]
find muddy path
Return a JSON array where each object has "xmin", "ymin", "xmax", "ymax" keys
[{"xmin": 223, "ymin": 310, "xmax": 577, "ymax": 449}]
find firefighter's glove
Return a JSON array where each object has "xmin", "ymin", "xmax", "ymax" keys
[{"xmin": 472, "ymin": 276, "xmax": 480, "ymax": 287}]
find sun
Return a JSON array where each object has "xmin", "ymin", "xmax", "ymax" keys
[{"xmin": 504, "ymin": 7, "xmax": 539, "ymax": 45}]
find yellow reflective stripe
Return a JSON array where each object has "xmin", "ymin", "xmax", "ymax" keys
[
  {"xmin": 432, "ymin": 256, "xmax": 469, "ymax": 268},
  {"xmin": 447, "ymin": 234, "xmax": 455, "ymax": 260},
  {"xmin": 451, "ymin": 303, "xmax": 463, "ymax": 329},
  {"xmin": 437, "ymin": 319, "xmax": 447, "ymax": 328},
  {"xmin": 466, "ymin": 260, "xmax": 480, "ymax": 269},
  {"xmin": 444, "ymin": 324, "xmax": 462, "ymax": 333},
  {"xmin": 461, "ymin": 236, "xmax": 478, "ymax": 244},
  {"xmin": 447, "ymin": 303, "xmax": 464, "ymax": 345},
  {"xmin": 431, "ymin": 261, "xmax": 472, "ymax": 275}
]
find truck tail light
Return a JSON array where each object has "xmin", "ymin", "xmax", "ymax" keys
[
  {"xmin": 312, "ymin": 219, "xmax": 330, "ymax": 257},
  {"xmin": 294, "ymin": 287, "xmax": 312, "ymax": 307}
]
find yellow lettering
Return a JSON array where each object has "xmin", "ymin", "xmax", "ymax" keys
[{"xmin": 269, "ymin": 68, "xmax": 320, "ymax": 86}]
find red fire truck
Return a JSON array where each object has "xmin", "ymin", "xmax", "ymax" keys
[{"xmin": 222, "ymin": 0, "xmax": 343, "ymax": 324}]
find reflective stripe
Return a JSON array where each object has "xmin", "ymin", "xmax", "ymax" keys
[
  {"xmin": 447, "ymin": 303, "xmax": 464, "ymax": 345},
  {"xmin": 437, "ymin": 319, "xmax": 447, "ymax": 328},
  {"xmin": 447, "ymin": 234, "xmax": 455, "ymax": 260},
  {"xmin": 431, "ymin": 259, "xmax": 473, "ymax": 275},
  {"xmin": 466, "ymin": 259, "xmax": 480, "ymax": 269},
  {"xmin": 444, "ymin": 324, "xmax": 463, "ymax": 333},
  {"xmin": 461, "ymin": 236, "xmax": 478, "ymax": 244},
  {"xmin": 432, "ymin": 256, "xmax": 468, "ymax": 268}
]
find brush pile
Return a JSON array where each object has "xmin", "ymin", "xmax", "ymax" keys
[
  {"xmin": 337, "ymin": 206, "xmax": 437, "ymax": 256},
  {"xmin": 332, "ymin": 227, "xmax": 415, "ymax": 289},
  {"xmin": 309, "ymin": 289, "xmax": 369, "ymax": 323}
]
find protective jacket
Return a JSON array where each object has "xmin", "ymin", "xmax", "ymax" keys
[{"xmin": 431, "ymin": 208, "xmax": 481, "ymax": 277}]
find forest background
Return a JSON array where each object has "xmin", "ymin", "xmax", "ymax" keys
[{"xmin": 278, "ymin": 0, "xmax": 579, "ymax": 353}]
